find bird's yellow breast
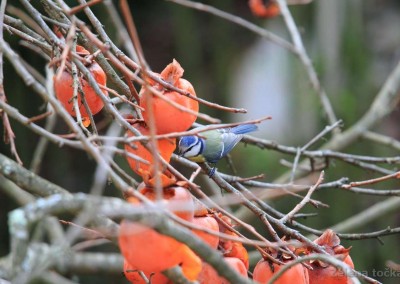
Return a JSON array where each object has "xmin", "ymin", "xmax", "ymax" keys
[{"xmin": 188, "ymin": 155, "xmax": 206, "ymax": 163}]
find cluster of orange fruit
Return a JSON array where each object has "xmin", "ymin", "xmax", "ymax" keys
[
  {"xmin": 120, "ymin": 202, "xmax": 250, "ymax": 283},
  {"xmin": 119, "ymin": 60, "xmax": 251, "ymax": 282},
  {"xmin": 253, "ymin": 230, "xmax": 354, "ymax": 284},
  {"xmin": 124, "ymin": 59, "xmax": 197, "ymax": 179},
  {"xmin": 54, "ymin": 53, "xmax": 355, "ymax": 283}
]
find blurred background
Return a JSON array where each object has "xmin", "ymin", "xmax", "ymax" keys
[{"xmin": 1, "ymin": 0, "xmax": 400, "ymax": 283}]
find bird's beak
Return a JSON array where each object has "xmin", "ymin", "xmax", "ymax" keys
[{"xmin": 177, "ymin": 148, "xmax": 183, "ymax": 157}]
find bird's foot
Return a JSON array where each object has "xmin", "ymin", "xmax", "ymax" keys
[{"xmin": 208, "ymin": 167, "xmax": 217, "ymax": 177}]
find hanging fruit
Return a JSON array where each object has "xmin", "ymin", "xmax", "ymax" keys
[
  {"xmin": 54, "ymin": 46, "xmax": 107, "ymax": 126},
  {"xmin": 123, "ymin": 259, "xmax": 169, "ymax": 284},
  {"xmin": 308, "ymin": 229, "xmax": 354, "ymax": 284},
  {"xmin": 139, "ymin": 59, "xmax": 199, "ymax": 134},
  {"xmin": 119, "ymin": 220, "xmax": 201, "ymax": 281},
  {"xmin": 253, "ymin": 258, "xmax": 309, "ymax": 284},
  {"xmin": 248, "ymin": 0, "xmax": 280, "ymax": 18},
  {"xmin": 218, "ymin": 215, "xmax": 249, "ymax": 269},
  {"xmin": 191, "ymin": 215, "xmax": 220, "ymax": 249},
  {"xmin": 197, "ymin": 257, "xmax": 248, "ymax": 284},
  {"xmin": 137, "ymin": 182, "xmax": 195, "ymax": 221},
  {"xmin": 124, "ymin": 122, "xmax": 176, "ymax": 177}
]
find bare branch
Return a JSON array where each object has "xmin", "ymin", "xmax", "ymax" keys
[{"xmin": 275, "ymin": 0, "xmax": 338, "ymax": 127}]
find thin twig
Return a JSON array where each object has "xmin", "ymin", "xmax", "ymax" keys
[
  {"xmin": 341, "ymin": 187, "xmax": 400, "ymax": 196},
  {"xmin": 167, "ymin": 0, "xmax": 296, "ymax": 53},
  {"xmin": 68, "ymin": 0, "xmax": 102, "ymax": 15},
  {"xmin": 362, "ymin": 131, "xmax": 400, "ymax": 151},
  {"xmin": 289, "ymin": 120, "xmax": 343, "ymax": 183},
  {"xmin": 342, "ymin": 170, "xmax": 400, "ymax": 189},
  {"xmin": 280, "ymin": 171, "xmax": 324, "ymax": 223},
  {"xmin": 0, "ymin": 0, "xmax": 22, "ymax": 165},
  {"xmin": 275, "ymin": 0, "xmax": 338, "ymax": 128}
]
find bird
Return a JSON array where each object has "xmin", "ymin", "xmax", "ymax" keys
[{"xmin": 178, "ymin": 124, "xmax": 258, "ymax": 175}]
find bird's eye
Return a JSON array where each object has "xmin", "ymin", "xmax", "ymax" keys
[{"xmin": 184, "ymin": 145, "xmax": 195, "ymax": 154}]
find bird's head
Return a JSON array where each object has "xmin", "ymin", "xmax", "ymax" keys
[{"xmin": 178, "ymin": 136, "xmax": 204, "ymax": 158}]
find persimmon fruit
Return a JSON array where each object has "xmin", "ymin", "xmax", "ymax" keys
[
  {"xmin": 140, "ymin": 59, "xmax": 199, "ymax": 134},
  {"xmin": 123, "ymin": 260, "xmax": 169, "ymax": 284},
  {"xmin": 54, "ymin": 46, "xmax": 107, "ymax": 126},
  {"xmin": 191, "ymin": 215, "xmax": 220, "ymax": 249},
  {"xmin": 308, "ymin": 257, "xmax": 354, "ymax": 284},
  {"xmin": 119, "ymin": 221, "xmax": 201, "ymax": 281},
  {"xmin": 218, "ymin": 215, "xmax": 249, "ymax": 269},
  {"xmin": 125, "ymin": 123, "xmax": 176, "ymax": 176},
  {"xmin": 223, "ymin": 241, "xmax": 249, "ymax": 269},
  {"xmin": 197, "ymin": 257, "xmax": 248, "ymax": 284},
  {"xmin": 249, "ymin": 0, "xmax": 280, "ymax": 18},
  {"xmin": 308, "ymin": 229, "xmax": 354, "ymax": 284},
  {"xmin": 253, "ymin": 259, "xmax": 309, "ymax": 284},
  {"xmin": 138, "ymin": 183, "xmax": 194, "ymax": 221}
]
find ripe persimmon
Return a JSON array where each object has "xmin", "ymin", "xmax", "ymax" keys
[
  {"xmin": 140, "ymin": 59, "xmax": 199, "ymax": 134},
  {"xmin": 123, "ymin": 260, "xmax": 169, "ymax": 284},
  {"xmin": 308, "ymin": 259, "xmax": 354, "ymax": 284},
  {"xmin": 119, "ymin": 221, "xmax": 184, "ymax": 274},
  {"xmin": 191, "ymin": 215, "xmax": 220, "ymax": 249},
  {"xmin": 308, "ymin": 229, "xmax": 354, "ymax": 284},
  {"xmin": 193, "ymin": 198, "xmax": 208, "ymax": 217},
  {"xmin": 197, "ymin": 257, "xmax": 248, "ymax": 284},
  {"xmin": 125, "ymin": 123, "xmax": 176, "ymax": 176},
  {"xmin": 218, "ymin": 215, "xmax": 249, "ymax": 269},
  {"xmin": 253, "ymin": 259, "xmax": 309, "ymax": 284},
  {"xmin": 223, "ymin": 241, "xmax": 249, "ymax": 270},
  {"xmin": 248, "ymin": 0, "xmax": 280, "ymax": 18},
  {"xmin": 119, "ymin": 220, "xmax": 201, "ymax": 281},
  {"xmin": 138, "ymin": 183, "xmax": 194, "ymax": 221},
  {"xmin": 54, "ymin": 46, "xmax": 107, "ymax": 126}
]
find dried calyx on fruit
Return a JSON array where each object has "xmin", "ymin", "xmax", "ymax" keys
[
  {"xmin": 54, "ymin": 45, "xmax": 108, "ymax": 127},
  {"xmin": 308, "ymin": 229, "xmax": 354, "ymax": 284}
]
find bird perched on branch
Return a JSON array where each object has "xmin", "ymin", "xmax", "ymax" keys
[{"xmin": 178, "ymin": 124, "xmax": 258, "ymax": 175}]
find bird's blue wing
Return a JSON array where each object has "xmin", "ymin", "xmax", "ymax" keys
[
  {"xmin": 219, "ymin": 124, "xmax": 257, "ymax": 157},
  {"xmin": 230, "ymin": 124, "xmax": 258, "ymax": 135},
  {"xmin": 220, "ymin": 132, "xmax": 244, "ymax": 157}
]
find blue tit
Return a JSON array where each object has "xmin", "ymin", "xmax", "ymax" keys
[{"xmin": 178, "ymin": 124, "xmax": 258, "ymax": 169}]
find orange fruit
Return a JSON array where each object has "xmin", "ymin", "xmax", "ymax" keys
[
  {"xmin": 140, "ymin": 59, "xmax": 198, "ymax": 134},
  {"xmin": 197, "ymin": 257, "xmax": 248, "ymax": 284},
  {"xmin": 123, "ymin": 259, "xmax": 169, "ymax": 284},
  {"xmin": 138, "ymin": 183, "xmax": 194, "ymax": 221},
  {"xmin": 125, "ymin": 123, "xmax": 176, "ymax": 176},
  {"xmin": 54, "ymin": 47, "xmax": 107, "ymax": 125},
  {"xmin": 191, "ymin": 216, "xmax": 220, "ymax": 249},
  {"xmin": 253, "ymin": 259, "xmax": 309, "ymax": 284}
]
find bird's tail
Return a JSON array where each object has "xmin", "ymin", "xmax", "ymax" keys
[{"xmin": 231, "ymin": 124, "xmax": 258, "ymax": 135}]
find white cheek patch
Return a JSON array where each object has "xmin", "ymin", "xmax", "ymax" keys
[{"xmin": 183, "ymin": 143, "xmax": 202, "ymax": 158}]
